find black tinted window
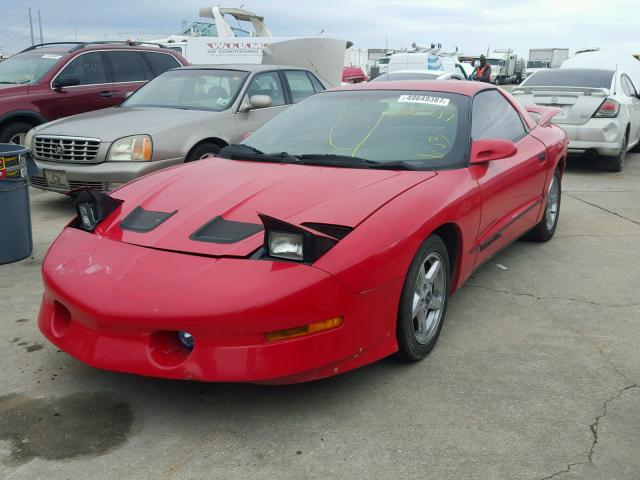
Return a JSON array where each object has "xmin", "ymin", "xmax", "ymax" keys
[
  {"xmin": 524, "ymin": 69, "xmax": 614, "ymax": 88},
  {"xmin": 144, "ymin": 52, "xmax": 181, "ymax": 75},
  {"xmin": 472, "ymin": 90, "xmax": 526, "ymax": 142},
  {"xmin": 284, "ymin": 70, "xmax": 316, "ymax": 103},
  {"xmin": 106, "ymin": 51, "xmax": 149, "ymax": 82},
  {"xmin": 58, "ymin": 52, "xmax": 107, "ymax": 85}
]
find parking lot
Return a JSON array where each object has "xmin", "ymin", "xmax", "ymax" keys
[{"xmin": 0, "ymin": 152, "xmax": 638, "ymax": 479}]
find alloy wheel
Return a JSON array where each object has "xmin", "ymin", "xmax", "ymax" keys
[{"xmin": 412, "ymin": 252, "xmax": 446, "ymax": 345}]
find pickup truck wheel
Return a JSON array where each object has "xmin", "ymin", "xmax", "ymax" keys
[
  {"xmin": 186, "ymin": 142, "xmax": 221, "ymax": 162},
  {"xmin": 0, "ymin": 122, "xmax": 33, "ymax": 145}
]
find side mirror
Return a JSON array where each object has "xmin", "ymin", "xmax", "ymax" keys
[
  {"xmin": 249, "ymin": 95, "xmax": 272, "ymax": 109},
  {"xmin": 470, "ymin": 138, "xmax": 518, "ymax": 164},
  {"xmin": 52, "ymin": 74, "xmax": 80, "ymax": 90}
]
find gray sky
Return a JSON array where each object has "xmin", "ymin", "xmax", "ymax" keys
[{"xmin": 1, "ymin": 0, "xmax": 639, "ymax": 56}]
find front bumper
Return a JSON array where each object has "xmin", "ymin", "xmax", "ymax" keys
[
  {"xmin": 556, "ymin": 118, "xmax": 624, "ymax": 156},
  {"xmin": 38, "ymin": 228, "xmax": 400, "ymax": 383},
  {"xmin": 29, "ymin": 157, "xmax": 182, "ymax": 192}
]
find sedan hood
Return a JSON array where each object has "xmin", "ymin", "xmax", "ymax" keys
[
  {"xmin": 36, "ymin": 107, "xmax": 218, "ymax": 142},
  {"xmin": 98, "ymin": 157, "xmax": 436, "ymax": 257}
]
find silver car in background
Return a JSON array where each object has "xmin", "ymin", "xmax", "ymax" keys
[
  {"xmin": 27, "ymin": 64, "xmax": 326, "ymax": 192},
  {"xmin": 512, "ymin": 68, "xmax": 640, "ymax": 171},
  {"xmin": 370, "ymin": 69, "xmax": 467, "ymax": 82}
]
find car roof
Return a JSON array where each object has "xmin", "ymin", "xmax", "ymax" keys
[
  {"xmin": 179, "ymin": 64, "xmax": 310, "ymax": 73},
  {"xmin": 335, "ymin": 80, "xmax": 491, "ymax": 96}
]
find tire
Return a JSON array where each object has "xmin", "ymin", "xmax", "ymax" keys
[
  {"xmin": 186, "ymin": 142, "xmax": 221, "ymax": 162},
  {"xmin": 526, "ymin": 170, "xmax": 561, "ymax": 242},
  {"xmin": 396, "ymin": 235, "xmax": 450, "ymax": 362},
  {"xmin": 603, "ymin": 131, "xmax": 628, "ymax": 172},
  {"xmin": 0, "ymin": 121, "xmax": 33, "ymax": 145}
]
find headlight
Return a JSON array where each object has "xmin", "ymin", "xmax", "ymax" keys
[
  {"xmin": 69, "ymin": 188, "xmax": 123, "ymax": 232},
  {"xmin": 259, "ymin": 214, "xmax": 338, "ymax": 263},
  {"xmin": 268, "ymin": 231, "xmax": 304, "ymax": 261},
  {"xmin": 107, "ymin": 135, "xmax": 152, "ymax": 161},
  {"xmin": 24, "ymin": 128, "xmax": 36, "ymax": 149}
]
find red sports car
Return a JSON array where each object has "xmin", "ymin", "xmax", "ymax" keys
[{"xmin": 38, "ymin": 81, "xmax": 567, "ymax": 384}]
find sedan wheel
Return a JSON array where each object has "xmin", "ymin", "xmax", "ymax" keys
[
  {"xmin": 397, "ymin": 235, "xmax": 450, "ymax": 361},
  {"xmin": 10, "ymin": 132, "xmax": 27, "ymax": 145},
  {"xmin": 605, "ymin": 132, "xmax": 628, "ymax": 172},
  {"xmin": 525, "ymin": 170, "xmax": 561, "ymax": 242}
]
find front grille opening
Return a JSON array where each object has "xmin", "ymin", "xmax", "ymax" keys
[{"xmin": 34, "ymin": 136, "xmax": 101, "ymax": 162}]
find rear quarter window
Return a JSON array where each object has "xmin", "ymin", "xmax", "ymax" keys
[
  {"xmin": 143, "ymin": 52, "xmax": 183, "ymax": 76},
  {"xmin": 524, "ymin": 69, "xmax": 614, "ymax": 89}
]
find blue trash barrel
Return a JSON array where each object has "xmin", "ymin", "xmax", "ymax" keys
[{"xmin": 0, "ymin": 144, "xmax": 33, "ymax": 264}]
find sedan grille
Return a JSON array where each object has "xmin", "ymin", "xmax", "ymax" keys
[{"xmin": 34, "ymin": 135, "xmax": 101, "ymax": 162}]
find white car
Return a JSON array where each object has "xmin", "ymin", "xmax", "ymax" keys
[
  {"xmin": 370, "ymin": 69, "xmax": 467, "ymax": 82},
  {"xmin": 512, "ymin": 63, "xmax": 640, "ymax": 171}
]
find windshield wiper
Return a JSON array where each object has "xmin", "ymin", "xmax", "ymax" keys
[
  {"xmin": 296, "ymin": 154, "xmax": 421, "ymax": 170},
  {"xmin": 218, "ymin": 144, "xmax": 300, "ymax": 164},
  {"xmin": 0, "ymin": 81, "xmax": 18, "ymax": 84}
]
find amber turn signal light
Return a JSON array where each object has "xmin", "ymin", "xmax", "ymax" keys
[{"xmin": 267, "ymin": 316, "xmax": 343, "ymax": 342}]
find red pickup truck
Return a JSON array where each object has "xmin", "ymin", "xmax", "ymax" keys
[{"xmin": 0, "ymin": 41, "xmax": 188, "ymax": 144}]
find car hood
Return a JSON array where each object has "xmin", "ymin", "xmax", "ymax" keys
[
  {"xmin": 35, "ymin": 107, "xmax": 220, "ymax": 142},
  {"xmin": 97, "ymin": 157, "xmax": 436, "ymax": 257},
  {"xmin": 0, "ymin": 84, "xmax": 28, "ymax": 96}
]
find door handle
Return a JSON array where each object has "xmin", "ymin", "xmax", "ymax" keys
[{"xmin": 100, "ymin": 91, "xmax": 115, "ymax": 98}]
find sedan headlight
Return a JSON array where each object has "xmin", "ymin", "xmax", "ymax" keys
[
  {"xmin": 107, "ymin": 135, "xmax": 152, "ymax": 161},
  {"xmin": 24, "ymin": 128, "xmax": 36, "ymax": 149}
]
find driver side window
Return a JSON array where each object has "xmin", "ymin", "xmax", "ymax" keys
[
  {"xmin": 57, "ymin": 52, "xmax": 107, "ymax": 85},
  {"xmin": 245, "ymin": 72, "xmax": 286, "ymax": 107},
  {"xmin": 472, "ymin": 90, "xmax": 527, "ymax": 142}
]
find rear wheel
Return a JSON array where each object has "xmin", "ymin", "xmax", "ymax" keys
[
  {"xmin": 396, "ymin": 235, "xmax": 450, "ymax": 362},
  {"xmin": 526, "ymin": 170, "xmax": 561, "ymax": 242},
  {"xmin": 0, "ymin": 121, "xmax": 33, "ymax": 145},
  {"xmin": 604, "ymin": 131, "xmax": 628, "ymax": 172},
  {"xmin": 186, "ymin": 142, "xmax": 221, "ymax": 162}
]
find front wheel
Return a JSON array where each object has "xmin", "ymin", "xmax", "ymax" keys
[
  {"xmin": 526, "ymin": 170, "xmax": 561, "ymax": 242},
  {"xmin": 396, "ymin": 235, "xmax": 450, "ymax": 361},
  {"xmin": 186, "ymin": 142, "xmax": 221, "ymax": 162},
  {"xmin": 0, "ymin": 121, "xmax": 33, "ymax": 145}
]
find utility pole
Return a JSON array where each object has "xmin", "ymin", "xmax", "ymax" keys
[
  {"xmin": 38, "ymin": 10, "xmax": 44, "ymax": 44},
  {"xmin": 28, "ymin": 7, "xmax": 35, "ymax": 45}
]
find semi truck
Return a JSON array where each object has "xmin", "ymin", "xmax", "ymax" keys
[{"xmin": 487, "ymin": 49, "xmax": 526, "ymax": 84}]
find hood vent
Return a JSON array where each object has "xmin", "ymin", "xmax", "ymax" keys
[
  {"xmin": 190, "ymin": 216, "xmax": 264, "ymax": 244},
  {"xmin": 120, "ymin": 206, "xmax": 176, "ymax": 233},
  {"xmin": 301, "ymin": 222, "xmax": 354, "ymax": 240}
]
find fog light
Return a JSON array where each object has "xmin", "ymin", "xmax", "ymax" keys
[{"xmin": 178, "ymin": 331, "xmax": 194, "ymax": 349}]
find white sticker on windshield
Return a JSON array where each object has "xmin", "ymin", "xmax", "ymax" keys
[
  {"xmin": 42, "ymin": 54, "xmax": 62, "ymax": 59},
  {"xmin": 398, "ymin": 95, "xmax": 450, "ymax": 107}
]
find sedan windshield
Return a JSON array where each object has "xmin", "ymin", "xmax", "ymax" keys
[
  {"xmin": 123, "ymin": 69, "xmax": 249, "ymax": 111},
  {"xmin": 0, "ymin": 51, "xmax": 64, "ymax": 84},
  {"xmin": 371, "ymin": 72, "xmax": 440, "ymax": 82},
  {"xmin": 242, "ymin": 90, "xmax": 469, "ymax": 170},
  {"xmin": 524, "ymin": 69, "xmax": 614, "ymax": 89}
]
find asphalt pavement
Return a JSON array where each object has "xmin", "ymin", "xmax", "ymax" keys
[{"xmin": 1, "ymin": 152, "xmax": 639, "ymax": 479}]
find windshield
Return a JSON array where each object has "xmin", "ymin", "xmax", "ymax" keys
[
  {"xmin": 527, "ymin": 61, "xmax": 548, "ymax": 69},
  {"xmin": 179, "ymin": 21, "xmax": 218, "ymax": 37},
  {"xmin": 123, "ymin": 69, "xmax": 249, "ymax": 111},
  {"xmin": 523, "ymin": 69, "xmax": 614, "ymax": 88},
  {"xmin": 371, "ymin": 72, "xmax": 440, "ymax": 82},
  {"xmin": 0, "ymin": 51, "xmax": 64, "ymax": 84},
  {"xmin": 486, "ymin": 59, "xmax": 505, "ymax": 66},
  {"xmin": 242, "ymin": 90, "xmax": 469, "ymax": 170}
]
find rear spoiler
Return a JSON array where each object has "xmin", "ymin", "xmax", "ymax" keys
[
  {"xmin": 525, "ymin": 106, "xmax": 562, "ymax": 126},
  {"xmin": 512, "ymin": 86, "xmax": 610, "ymax": 97}
]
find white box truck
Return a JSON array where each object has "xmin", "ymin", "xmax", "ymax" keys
[{"xmin": 528, "ymin": 48, "xmax": 570, "ymax": 68}]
